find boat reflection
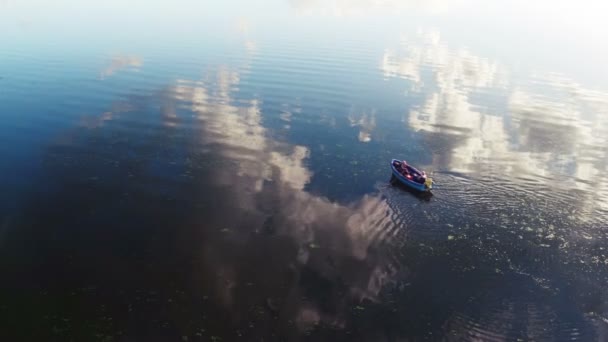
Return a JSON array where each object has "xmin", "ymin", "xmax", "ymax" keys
[{"xmin": 389, "ymin": 174, "xmax": 433, "ymax": 201}]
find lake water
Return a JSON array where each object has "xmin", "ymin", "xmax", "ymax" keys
[{"xmin": 1, "ymin": 1, "xmax": 608, "ymax": 341}]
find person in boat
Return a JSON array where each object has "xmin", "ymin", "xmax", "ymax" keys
[
  {"xmin": 401, "ymin": 161, "xmax": 411, "ymax": 178},
  {"xmin": 416, "ymin": 171, "xmax": 427, "ymax": 184}
]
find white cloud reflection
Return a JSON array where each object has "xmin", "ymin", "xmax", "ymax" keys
[
  {"xmin": 384, "ymin": 29, "xmax": 608, "ymax": 212},
  {"xmin": 172, "ymin": 74, "xmax": 402, "ymax": 327},
  {"xmin": 349, "ymin": 109, "xmax": 376, "ymax": 143},
  {"xmin": 99, "ymin": 55, "xmax": 143, "ymax": 79},
  {"xmin": 166, "ymin": 39, "xmax": 406, "ymax": 324},
  {"xmin": 172, "ymin": 64, "xmax": 394, "ymax": 263},
  {"xmin": 173, "ymin": 73, "xmax": 311, "ymax": 192}
]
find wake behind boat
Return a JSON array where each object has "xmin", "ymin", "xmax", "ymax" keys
[{"xmin": 390, "ymin": 159, "xmax": 433, "ymax": 191}]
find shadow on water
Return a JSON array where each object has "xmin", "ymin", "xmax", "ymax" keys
[{"xmin": 388, "ymin": 174, "xmax": 433, "ymax": 202}]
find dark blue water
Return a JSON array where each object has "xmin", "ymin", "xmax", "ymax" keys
[{"xmin": 2, "ymin": 1, "xmax": 608, "ymax": 341}]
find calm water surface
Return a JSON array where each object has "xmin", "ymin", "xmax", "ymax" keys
[{"xmin": 1, "ymin": 1, "xmax": 608, "ymax": 341}]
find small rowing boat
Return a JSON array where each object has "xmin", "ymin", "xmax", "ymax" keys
[{"xmin": 390, "ymin": 159, "xmax": 433, "ymax": 191}]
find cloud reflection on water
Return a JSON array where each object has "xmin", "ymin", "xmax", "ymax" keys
[
  {"xmin": 171, "ymin": 64, "xmax": 398, "ymax": 295},
  {"xmin": 379, "ymin": 29, "xmax": 608, "ymax": 333},
  {"xmin": 383, "ymin": 30, "xmax": 608, "ymax": 214},
  {"xmin": 139, "ymin": 37, "xmax": 413, "ymax": 332},
  {"xmin": 348, "ymin": 110, "xmax": 376, "ymax": 143},
  {"xmin": 99, "ymin": 55, "xmax": 143, "ymax": 79}
]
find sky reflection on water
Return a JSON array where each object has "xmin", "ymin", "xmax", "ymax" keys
[{"xmin": 1, "ymin": 0, "xmax": 608, "ymax": 341}]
